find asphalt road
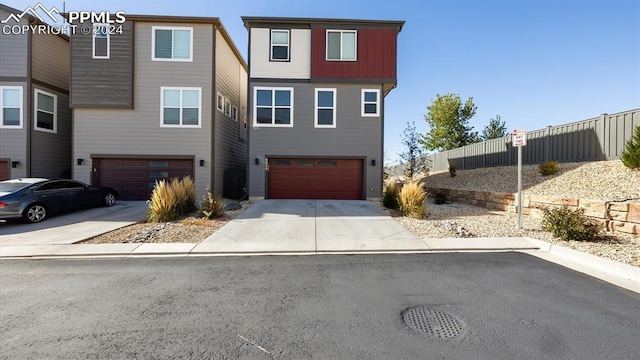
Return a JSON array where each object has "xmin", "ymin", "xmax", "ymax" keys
[{"xmin": 1, "ymin": 253, "xmax": 639, "ymax": 359}]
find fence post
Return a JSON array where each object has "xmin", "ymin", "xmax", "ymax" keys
[{"xmin": 599, "ymin": 113, "xmax": 608, "ymax": 160}]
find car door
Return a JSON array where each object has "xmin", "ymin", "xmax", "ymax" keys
[
  {"xmin": 66, "ymin": 180, "xmax": 102, "ymax": 208},
  {"xmin": 32, "ymin": 181, "xmax": 71, "ymax": 214}
]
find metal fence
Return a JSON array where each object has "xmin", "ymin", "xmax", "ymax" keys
[{"xmin": 426, "ymin": 108, "xmax": 639, "ymax": 173}]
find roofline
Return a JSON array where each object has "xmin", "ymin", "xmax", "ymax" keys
[
  {"xmin": 0, "ymin": 3, "xmax": 69, "ymax": 41},
  {"xmin": 61, "ymin": 13, "xmax": 247, "ymax": 71},
  {"xmin": 241, "ymin": 16, "xmax": 405, "ymax": 32}
]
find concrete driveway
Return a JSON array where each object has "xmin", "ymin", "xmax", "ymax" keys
[
  {"xmin": 0, "ymin": 201, "xmax": 148, "ymax": 246},
  {"xmin": 192, "ymin": 200, "xmax": 426, "ymax": 254}
]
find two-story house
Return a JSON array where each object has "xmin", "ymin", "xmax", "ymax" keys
[
  {"xmin": 242, "ymin": 17, "xmax": 403, "ymax": 200},
  {"xmin": 0, "ymin": 4, "xmax": 71, "ymax": 181},
  {"xmin": 69, "ymin": 14, "xmax": 247, "ymax": 200}
]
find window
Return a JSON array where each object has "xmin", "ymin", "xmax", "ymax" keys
[
  {"xmin": 295, "ymin": 160, "xmax": 313, "ymax": 166},
  {"xmin": 0, "ymin": 86, "xmax": 22, "ymax": 128},
  {"xmin": 93, "ymin": 24, "xmax": 110, "ymax": 58},
  {"xmin": 217, "ymin": 93, "xmax": 224, "ymax": 112},
  {"xmin": 326, "ymin": 30, "xmax": 356, "ymax": 61},
  {"xmin": 152, "ymin": 26, "xmax": 193, "ymax": 61},
  {"xmin": 254, "ymin": 87, "xmax": 294, "ymax": 127},
  {"xmin": 34, "ymin": 89, "xmax": 57, "ymax": 133},
  {"xmin": 317, "ymin": 160, "xmax": 337, "ymax": 167},
  {"xmin": 225, "ymin": 99, "xmax": 231, "ymax": 116},
  {"xmin": 314, "ymin": 88, "xmax": 336, "ymax": 128},
  {"xmin": 148, "ymin": 161, "xmax": 169, "ymax": 168},
  {"xmin": 160, "ymin": 87, "xmax": 201, "ymax": 127},
  {"xmin": 361, "ymin": 89, "xmax": 380, "ymax": 117},
  {"xmin": 270, "ymin": 29, "xmax": 289, "ymax": 61},
  {"xmin": 232, "ymin": 106, "xmax": 238, "ymax": 122}
]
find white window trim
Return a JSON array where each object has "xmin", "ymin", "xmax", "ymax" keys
[
  {"xmin": 270, "ymin": 29, "xmax": 290, "ymax": 61},
  {"xmin": 92, "ymin": 23, "xmax": 110, "ymax": 59},
  {"xmin": 314, "ymin": 88, "xmax": 337, "ymax": 128},
  {"xmin": 224, "ymin": 99, "xmax": 231, "ymax": 116},
  {"xmin": 34, "ymin": 89, "xmax": 57, "ymax": 134},
  {"xmin": 160, "ymin": 86, "xmax": 202, "ymax": 128},
  {"xmin": 326, "ymin": 29, "xmax": 357, "ymax": 61},
  {"xmin": 232, "ymin": 105, "xmax": 238, "ymax": 122},
  {"xmin": 0, "ymin": 86, "xmax": 23, "ymax": 129},
  {"xmin": 216, "ymin": 92, "xmax": 224, "ymax": 112},
  {"xmin": 361, "ymin": 89, "xmax": 381, "ymax": 117},
  {"xmin": 151, "ymin": 26, "xmax": 193, "ymax": 62},
  {"xmin": 253, "ymin": 86, "xmax": 294, "ymax": 128}
]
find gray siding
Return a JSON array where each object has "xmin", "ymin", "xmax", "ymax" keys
[
  {"xmin": 31, "ymin": 32, "xmax": 69, "ymax": 91},
  {"xmin": 0, "ymin": 82, "xmax": 27, "ymax": 178},
  {"xmin": 30, "ymin": 86, "xmax": 71, "ymax": 178},
  {"xmin": 248, "ymin": 82, "xmax": 383, "ymax": 199},
  {"xmin": 0, "ymin": 8, "xmax": 28, "ymax": 78},
  {"xmin": 70, "ymin": 20, "xmax": 134, "ymax": 108},
  {"xmin": 73, "ymin": 22, "xmax": 213, "ymax": 198},
  {"xmin": 213, "ymin": 29, "xmax": 247, "ymax": 195}
]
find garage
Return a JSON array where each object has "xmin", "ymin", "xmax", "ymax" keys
[
  {"xmin": 267, "ymin": 158, "xmax": 363, "ymax": 200},
  {"xmin": 95, "ymin": 158, "xmax": 194, "ymax": 200},
  {"xmin": 0, "ymin": 161, "xmax": 8, "ymax": 181}
]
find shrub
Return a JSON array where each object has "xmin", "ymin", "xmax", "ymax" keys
[
  {"xmin": 382, "ymin": 182, "xmax": 401, "ymax": 210},
  {"xmin": 147, "ymin": 180, "xmax": 177, "ymax": 223},
  {"xmin": 449, "ymin": 164, "xmax": 457, "ymax": 177},
  {"xmin": 621, "ymin": 125, "xmax": 640, "ymax": 170},
  {"xmin": 539, "ymin": 161, "xmax": 559, "ymax": 176},
  {"xmin": 398, "ymin": 180, "xmax": 427, "ymax": 219},
  {"xmin": 170, "ymin": 176, "xmax": 196, "ymax": 214},
  {"xmin": 540, "ymin": 206, "xmax": 602, "ymax": 241},
  {"xmin": 201, "ymin": 186, "xmax": 224, "ymax": 219},
  {"xmin": 433, "ymin": 192, "xmax": 447, "ymax": 205}
]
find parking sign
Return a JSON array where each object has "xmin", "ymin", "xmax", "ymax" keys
[{"xmin": 512, "ymin": 129, "xmax": 527, "ymax": 147}]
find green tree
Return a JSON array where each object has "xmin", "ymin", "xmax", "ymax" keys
[
  {"xmin": 481, "ymin": 115, "xmax": 507, "ymax": 140},
  {"xmin": 399, "ymin": 121, "xmax": 427, "ymax": 178},
  {"xmin": 620, "ymin": 125, "xmax": 640, "ymax": 169},
  {"xmin": 420, "ymin": 93, "xmax": 479, "ymax": 151}
]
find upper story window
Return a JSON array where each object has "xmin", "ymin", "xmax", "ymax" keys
[
  {"xmin": 232, "ymin": 106, "xmax": 238, "ymax": 122},
  {"xmin": 225, "ymin": 99, "xmax": 231, "ymax": 117},
  {"xmin": 161, "ymin": 87, "xmax": 201, "ymax": 127},
  {"xmin": 93, "ymin": 24, "xmax": 110, "ymax": 59},
  {"xmin": 326, "ymin": 30, "xmax": 357, "ymax": 61},
  {"xmin": 270, "ymin": 29, "xmax": 290, "ymax": 61},
  {"xmin": 152, "ymin": 26, "xmax": 193, "ymax": 62},
  {"xmin": 34, "ymin": 89, "xmax": 57, "ymax": 133},
  {"xmin": 217, "ymin": 93, "xmax": 224, "ymax": 112},
  {"xmin": 361, "ymin": 89, "xmax": 380, "ymax": 117},
  {"xmin": 254, "ymin": 87, "xmax": 293, "ymax": 127},
  {"xmin": 315, "ymin": 88, "xmax": 336, "ymax": 128},
  {"xmin": 0, "ymin": 86, "xmax": 23, "ymax": 128}
]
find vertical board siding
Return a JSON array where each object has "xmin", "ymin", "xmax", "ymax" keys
[
  {"xmin": 73, "ymin": 22, "xmax": 213, "ymax": 197},
  {"xmin": 70, "ymin": 20, "xmax": 134, "ymax": 108},
  {"xmin": 248, "ymin": 82, "xmax": 383, "ymax": 198},
  {"xmin": 0, "ymin": 82, "xmax": 27, "ymax": 178},
  {"xmin": 310, "ymin": 27, "xmax": 397, "ymax": 80},
  {"xmin": 214, "ymin": 29, "xmax": 248, "ymax": 195},
  {"xmin": 30, "ymin": 87, "xmax": 71, "ymax": 178},
  {"xmin": 249, "ymin": 28, "xmax": 311, "ymax": 79},
  {"xmin": 0, "ymin": 9, "xmax": 28, "ymax": 77},
  {"xmin": 31, "ymin": 33, "xmax": 69, "ymax": 91},
  {"xmin": 427, "ymin": 109, "xmax": 639, "ymax": 173}
]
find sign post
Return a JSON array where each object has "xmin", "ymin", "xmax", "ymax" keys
[{"xmin": 512, "ymin": 129, "xmax": 527, "ymax": 231}]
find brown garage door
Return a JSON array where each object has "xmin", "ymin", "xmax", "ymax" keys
[
  {"xmin": 96, "ymin": 158, "xmax": 194, "ymax": 200},
  {"xmin": 0, "ymin": 161, "xmax": 8, "ymax": 181},
  {"xmin": 268, "ymin": 158, "xmax": 363, "ymax": 200}
]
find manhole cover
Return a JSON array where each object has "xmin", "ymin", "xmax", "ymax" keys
[{"xmin": 403, "ymin": 306, "xmax": 465, "ymax": 338}]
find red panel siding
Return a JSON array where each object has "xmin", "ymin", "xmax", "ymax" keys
[{"xmin": 311, "ymin": 27, "xmax": 397, "ymax": 81}]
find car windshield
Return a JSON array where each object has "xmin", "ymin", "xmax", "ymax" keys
[{"xmin": 0, "ymin": 182, "xmax": 34, "ymax": 192}]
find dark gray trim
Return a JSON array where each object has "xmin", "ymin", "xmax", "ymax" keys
[
  {"xmin": 380, "ymin": 84, "xmax": 385, "ymax": 193},
  {"xmin": 130, "ymin": 22, "xmax": 135, "ymax": 108},
  {"xmin": 242, "ymin": 16, "xmax": 405, "ymax": 32},
  {"xmin": 0, "ymin": 76, "xmax": 28, "ymax": 82},
  {"xmin": 211, "ymin": 25, "xmax": 217, "ymax": 192},
  {"xmin": 26, "ymin": 30, "xmax": 32, "ymax": 177},
  {"xmin": 90, "ymin": 154, "xmax": 196, "ymax": 160},
  {"xmin": 269, "ymin": 28, "xmax": 291, "ymax": 63},
  {"xmin": 250, "ymin": 78, "xmax": 310, "ymax": 83},
  {"xmin": 310, "ymin": 77, "xmax": 397, "ymax": 84},
  {"xmin": 246, "ymin": 25, "xmax": 252, "ymax": 197},
  {"xmin": 31, "ymin": 79, "xmax": 69, "ymax": 95}
]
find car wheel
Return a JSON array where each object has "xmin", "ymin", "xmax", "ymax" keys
[
  {"xmin": 103, "ymin": 192, "xmax": 116, "ymax": 207},
  {"xmin": 24, "ymin": 204, "xmax": 47, "ymax": 223}
]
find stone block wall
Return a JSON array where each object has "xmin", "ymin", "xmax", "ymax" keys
[{"xmin": 426, "ymin": 187, "xmax": 639, "ymax": 235}]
